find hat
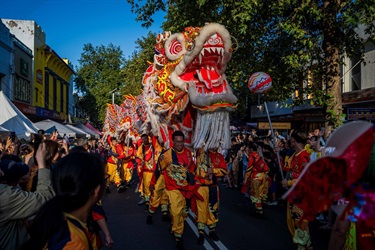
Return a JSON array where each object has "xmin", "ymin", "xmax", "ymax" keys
[{"xmin": 0, "ymin": 159, "xmax": 30, "ymax": 183}]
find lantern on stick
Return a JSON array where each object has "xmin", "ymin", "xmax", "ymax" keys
[{"xmin": 248, "ymin": 72, "xmax": 284, "ymax": 179}]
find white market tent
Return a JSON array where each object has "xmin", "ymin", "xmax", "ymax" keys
[
  {"xmin": 0, "ymin": 91, "xmax": 39, "ymax": 140},
  {"xmin": 34, "ymin": 119, "xmax": 84, "ymax": 138},
  {"xmin": 76, "ymin": 123, "xmax": 100, "ymax": 138},
  {"xmin": 65, "ymin": 124, "xmax": 91, "ymax": 138},
  {"xmin": 0, "ymin": 125, "xmax": 9, "ymax": 132}
]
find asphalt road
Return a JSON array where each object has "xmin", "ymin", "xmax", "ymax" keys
[{"xmin": 100, "ymin": 179, "xmax": 329, "ymax": 250}]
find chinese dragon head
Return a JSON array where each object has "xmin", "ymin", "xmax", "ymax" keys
[{"xmin": 103, "ymin": 23, "xmax": 237, "ymax": 150}]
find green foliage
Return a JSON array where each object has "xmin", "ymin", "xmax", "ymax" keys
[
  {"xmin": 121, "ymin": 31, "xmax": 157, "ymax": 97},
  {"xmin": 75, "ymin": 43, "xmax": 125, "ymax": 126}
]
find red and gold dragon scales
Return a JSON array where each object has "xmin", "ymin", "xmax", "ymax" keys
[{"xmin": 103, "ymin": 23, "xmax": 237, "ymax": 150}]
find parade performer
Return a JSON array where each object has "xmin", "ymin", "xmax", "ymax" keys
[
  {"xmin": 194, "ymin": 147, "xmax": 228, "ymax": 245},
  {"xmin": 121, "ymin": 138, "xmax": 136, "ymax": 189},
  {"xmin": 136, "ymin": 134, "xmax": 162, "ymax": 210},
  {"xmin": 106, "ymin": 136, "xmax": 125, "ymax": 193},
  {"xmin": 157, "ymin": 131, "xmax": 198, "ymax": 250},
  {"xmin": 243, "ymin": 143, "xmax": 269, "ymax": 216},
  {"xmin": 146, "ymin": 143, "xmax": 171, "ymax": 224},
  {"xmin": 284, "ymin": 121, "xmax": 375, "ymax": 250},
  {"xmin": 281, "ymin": 129, "xmax": 311, "ymax": 249}
]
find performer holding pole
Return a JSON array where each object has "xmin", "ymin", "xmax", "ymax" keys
[{"xmin": 248, "ymin": 72, "xmax": 284, "ymax": 180}]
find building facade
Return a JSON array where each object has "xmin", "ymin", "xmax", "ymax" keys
[
  {"xmin": 342, "ymin": 24, "xmax": 375, "ymax": 122},
  {"xmin": 0, "ymin": 21, "xmax": 13, "ymax": 97},
  {"xmin": 2, "ymin": 19, "xmax": 74, "ymax": 122}
]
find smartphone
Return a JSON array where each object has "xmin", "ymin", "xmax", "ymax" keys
[{"xmin": 10, "ymin": 132, "xmax": 16, "ymax": 142}]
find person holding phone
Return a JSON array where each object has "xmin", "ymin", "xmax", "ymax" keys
[{"xmin": 0, "ymin": 142, "xmax": 54, "ymax": 250}]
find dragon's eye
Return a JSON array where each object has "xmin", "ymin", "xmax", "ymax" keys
[
  {"xmin": 169, "ymin": 40, "xmax": 183, "ymax": 55},
  {"xmin": 186, "ymin": 42, "xmax": 195, "ymax": 51}
]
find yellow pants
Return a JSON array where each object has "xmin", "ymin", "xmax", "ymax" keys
[
  {"xmin": 122, "ymin": 163, "xmax": 133, "ymax": 183},
  {"xmin": 142, "ymin": 171, "xmax": 153, "ymax": 202},
  {"xmin": 196, "ymin": 186, "xmax": 219, "ymax": 232},
  {"xmin": 250, "ymin": 172, "xmax": 267, "ymax": 212},
  {"xmin": 149, "ymin": 175, "xmax": 169, "ymax": 213},
  {"xmin": 287, "ymin": 202, "xmax": 312, "ymax": 249},
  {"xmin": 166, "ymin": 189, "xmax": 187, "ymax": 238},
  {"xmin": 106, "ymin": 162, "xmax": 121, "ymax": 186}
]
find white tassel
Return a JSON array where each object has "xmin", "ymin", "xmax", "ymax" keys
[{"xmin": 192, "ymin": 110, "xmax": 231, "ymax": 151}]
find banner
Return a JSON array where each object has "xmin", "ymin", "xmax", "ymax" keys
[
  {"xmin": 258, "ymin": 122, "xmax": 291, "ymax": 130},
  {"xmin": 347, "ymin": 108, "xmax": 375, "ymax": 121}
]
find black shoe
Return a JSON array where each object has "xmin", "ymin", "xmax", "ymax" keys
[
  {"xmin": 197, "ymin": 234, "xmax": 205, "ymax": 245},
  {"xmin": 117, "ymin": 185, "xmax": 125, "ymax": 193},
  {"xmin": 138, "ymin": 198, "xmax": 146, "ymax": 205},
  {"xmin": 161, "ymin": 213, "xmax": 170, "ymax": 222},
  {"xmin": 106, "ymin": 186, "xmax": 111, "ymax": 193},
  {"xmin": 255, "ymin": 209, "xmax": 264, "ymax": 218},
  {"xmin": 146, "ymin": 215, "xmax": 153, "ymax": 225},
  {"xmin": 144, "ymin": 204, "xmax": 149, "ymax": 213},
  {"xmin": 175, "ymin": 240, "xmax": 184, "ymax": 250},
  {"xmin": 209, "ymin": 232, "xmax": 219, "ymax": 241},
  {"xmin": 125, "ymin": 183, "xmax": 131, "ymax": 189}
]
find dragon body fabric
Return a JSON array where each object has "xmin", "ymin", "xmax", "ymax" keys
[{"xmin": 103, "ymin": 23, "xmax": 237, "ymax": 150}]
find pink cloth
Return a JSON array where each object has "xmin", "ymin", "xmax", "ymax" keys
[{"xmin": 85, "ymin": 123, "xmax": 103, "ymax": 135}]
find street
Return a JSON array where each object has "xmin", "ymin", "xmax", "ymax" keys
[{"xmin": 100, "ymin": 178, "xmax": 329, "ymax": 250}]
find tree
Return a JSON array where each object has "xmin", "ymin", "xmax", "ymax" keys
[
  {"xmin": 127, "ymin": 0, "xmax": 375, "ymax": 132},
  {"xmin": 75, "ymin": 43, "xmax": 125, "ymax": 126}
]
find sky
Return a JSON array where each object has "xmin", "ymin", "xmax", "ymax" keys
[{"xmin": 0, "ymin": 0, "xmax": 165, "ymax": 68}]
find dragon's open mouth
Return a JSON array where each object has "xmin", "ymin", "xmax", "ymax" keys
[
  {"xmin": 174, "ymin": 32, "xmax": 237, "ymax": 109},
  {"xmin": 179, "ymin": 44, "xmax": 226, "ymax": 94}
]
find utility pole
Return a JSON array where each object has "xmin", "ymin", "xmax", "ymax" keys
[{"xmin": 109, "ymin": 88, "xmax": 117, "ymax": 105}]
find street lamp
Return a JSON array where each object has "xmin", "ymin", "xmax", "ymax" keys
[{"xmin": 109, "ymin": 88, "xmax": 118, "ymax": 105}]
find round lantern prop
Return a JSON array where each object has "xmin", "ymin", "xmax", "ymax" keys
[{"xmin": 248, "ymin": 72, "xmax": 272, "ymax": 94}]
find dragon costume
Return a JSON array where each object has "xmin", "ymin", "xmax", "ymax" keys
[{"xmin": 103, "ymin": 22, "xmax": 237, "ymax": 151}]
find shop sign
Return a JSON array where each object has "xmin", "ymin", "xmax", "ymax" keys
[
  {"xmin": 13, "ymin": 101, "xmax": 36, "ymax": 115},
  {"xmin": 347, "ymin": 108, "xmax": 375, "ymax": 121},
  {"xmin": 258, "ymin": 122, "xmax": 291, "ymax": 130},
  {"xmin": 36, "ymin": 107, "xmax": 54, "ymax": 118},
  {"xmin": 36, "ymin": 107, "xmax": 65, "ymax": 121}
]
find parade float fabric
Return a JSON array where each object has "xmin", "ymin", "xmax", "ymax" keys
[{"xmin": 283, "ymin": 121, "xmax": 375, "ymax": 222}]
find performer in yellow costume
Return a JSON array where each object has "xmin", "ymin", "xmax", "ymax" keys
[
  {"xmin": 146, "ymin": 142, "xmax": 170, "ymax": 224},
  {"xmin": 157, "ymin": 131, "xmax": 197, "ymax": 250},
  {"xmin": 194, "ymin": 147, "xmax": 228, "ymax": 245},
  {"xmin": 244, "ymin": 143, "xmax": 268, "ymax": 216},
  {"xmin": 282, "ymin": 129, "xmax": 311, "ymax": 250},
  {"xmin": 121, "ymin": 138, "xmax": 135, "ymax": 189},
  {"xmin": 136, "ymin": 134, "xmax": 162, "ymax": 210}
]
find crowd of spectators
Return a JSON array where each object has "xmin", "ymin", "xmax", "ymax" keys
[
  {"xmin": 0, "ymin": 129, "xmax": 113, "ymax": 250},
  {"xmin": 221, "ymin": 128, "xmax": 327, "ymax": 206}
]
